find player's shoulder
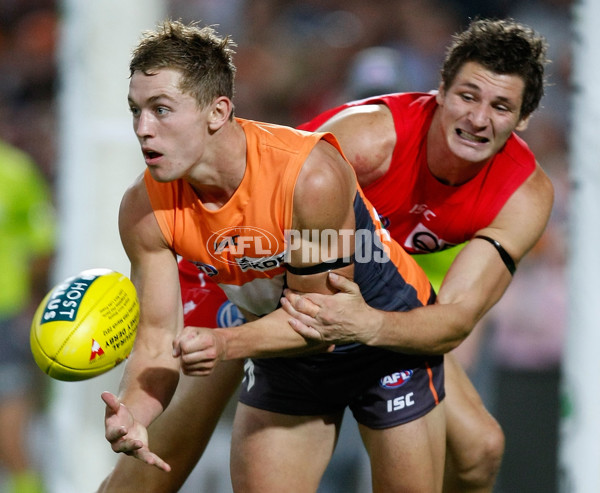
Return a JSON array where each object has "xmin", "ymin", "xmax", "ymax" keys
[
  {"xmin": 322, "ymin": 102, "xmax": 392, "ymax": 134},
  {"xmin": 498, "ymin": 160, "xmax": 554, "ymax": 214},
  {"xmin": 489, "ymin": 161, "xmax": 555, "ymax": 252},
  {"xmin": 293, "ymin": 139, "xmax": 356, "ymax": 229},
  {"xmin": 319, "ymin": 105, "xmax": 395, "ymax": 186},
  {"xmin": 118, "ymin": 172, "xmax": 160, "ymax": 242},
  {"xmin": 525, "ymin": 162, "xmax": 555, "ymax": 208},
  {"xmin": 121, "ymin": 172, "xmax": 149, "ymax": 208},
  {"xmin": 300, "ymin": 138, "xmax": 356, "ymax": 192}
]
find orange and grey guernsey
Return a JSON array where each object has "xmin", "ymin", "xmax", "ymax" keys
[{"xmin": 145, "ymin": 118, "xmax": 434, "ymax": 319}]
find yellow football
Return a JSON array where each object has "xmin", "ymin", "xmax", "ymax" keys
[{"xmin": 30, "ymin": 268, "xmax": 139, "ymax": 381}]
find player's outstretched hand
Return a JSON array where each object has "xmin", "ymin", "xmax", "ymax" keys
[
  {"xmin": 172, "ymin": 327, "xmax": 227, "ymax": 376},
  {"xmin": 281, "ymin": 272, "xmax": 378, "ymax": 345},
  {"xmin": 101, "ymin": 391, "xmax": 171, "ymax": 472}
]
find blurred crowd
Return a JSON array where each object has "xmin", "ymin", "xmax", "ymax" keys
[
  {"xmin": 0, "ymin": 2, "xmax": 57, "ymax": 492},
  {"xmin": 0, "ymin": 0, "xmax": 57, "ymax": 181},
  {"xmin": 0, "ymin": 0, "xmax": 572, "ymax": 492}
]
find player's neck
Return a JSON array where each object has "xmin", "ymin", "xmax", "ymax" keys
[{"xmin": 189, "ymin": 120, "xmax": 247, "ymax": 209}]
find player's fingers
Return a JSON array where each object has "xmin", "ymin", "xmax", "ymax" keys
[
  {"xmin": 172, "ymin": 325, "xmax": 196, "ymax": 356},
  {"xmin": 172, "ymin": 326, "xmax": 196, "ymax": 356},
  {"xmin": 180, "ymin": 354, "xmax": 217, "ymax": 375},
  {"xmin": 101, "ymin": 391, "xmax": 121, "ymax": 414},
  {"xmin": 104, "ymin": 423, "xmax": 128, "ymax": 442},
  {"xmin": 280, "ymin": 296, "xmax": 311, "ymax": 321},
  {"xmin": 327, "ymin": 272, "xmax": 357, "ymax": 293},
  {"xmin": 280, "ymin": 295, "xmax": 300, "ymax": 316},
  {"xmin": 179, "ymin": 349, "xmax": 216, "ymax": 366},
  {"xmin": 176, "ymin": 327, "xmax": 212, "ymax": 354},
  {"xmin": 134, "ymin": 449, "xmax": 172, "ymax": 472},
  {"xmin": 282, "ymin": 289, "xmax": 320, "ymax": 318},
  {"xmin": 172, "ymin": 336, "xmax": 182, "ymax": 357},
  {"xmin": 287, "ymin": 317, "xmax": 322, "ymax": 341},
  {"xmin": 110, "ymin": 435, "xmax": 144, "ymax": 454},
  {"xmin": 281, "ymin": 297, "xmax": 321, "ymax": 330}
]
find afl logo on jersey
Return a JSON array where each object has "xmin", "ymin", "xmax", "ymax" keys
[
  {"xmin": 208, "ymin": 226, "xmax": 281, "ymax": 266},
  {"xmin": 217, "ymin": 301, "xmax": 246, "ymax": 328},
  {"xmin": 380, "ymin": 370, "xmax": 413, "ymax": 389}
]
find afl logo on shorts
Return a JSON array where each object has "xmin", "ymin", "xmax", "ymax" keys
[
  {"xmin": 380, "ymin": 370, "xmax": 413, "ymax": 389},
  {"xmin": 217, "ymin": 301, "xmax": 246, "ymax": 328}
]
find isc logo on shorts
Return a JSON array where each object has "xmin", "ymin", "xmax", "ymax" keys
[
  {"xmin": 381, "ymin": 370, "xmax": 416, "ymax": 413},
  {"xmin": 379, "ymin": 370, "xmax": 413, "ymax": 389},
  {"xmin": 387, "ymin": 393, "xmax": 415, "ymax": 412}
]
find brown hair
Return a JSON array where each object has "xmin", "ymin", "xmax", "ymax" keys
[
  {"xmin": 441, "ymin": 18, "xmax": 549, "ymax": 119},
  {"xmin": 130, "ymin": 19, "xmax": 237, "ymax": 110}
]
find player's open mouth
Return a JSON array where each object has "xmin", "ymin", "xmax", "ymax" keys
[
  {"xmin": 456, "ymin": 129, "xmax": 489, "ymax": 144},
  {"xmin": 143, "ymin": 149, "xmax": 163, "ymax": 162}
]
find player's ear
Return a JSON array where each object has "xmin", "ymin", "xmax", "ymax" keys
[
  {"xmin": 515, "ymin": 114, "xmax": 531, "ymax": 132},
  {"xmin": 435, "ymin": 83, "xmax": 446, "ymax": 105},
  {"xmin": 208, "ymin": 96, "xmax": 233, "ymax": 130}
]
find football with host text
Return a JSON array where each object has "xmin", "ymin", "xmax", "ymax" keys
[{"xmin": 30, "ymin": 268, "xmax": 139, "ymax": 381}]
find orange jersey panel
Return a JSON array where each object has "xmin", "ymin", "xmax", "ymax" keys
[{"xmin": 147, "ymin": 118, "xmax": 433, "ymax": 316}]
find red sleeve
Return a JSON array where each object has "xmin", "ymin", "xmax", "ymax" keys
[
  {"xmin": 296, "ymin": 94, "xmax": 409, "ymax": 131},
  {"xmin": 296, "ymin": 105, "xmax": 349, "ymax": 131}
]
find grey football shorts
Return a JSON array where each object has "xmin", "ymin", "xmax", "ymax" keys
[{"xmin": 238, "ymin": 344, "xmax": 444, "ymax": 429}]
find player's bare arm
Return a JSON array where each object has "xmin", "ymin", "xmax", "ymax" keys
[
  {"xmin": 285, "ymin": 139, "xmax": 357, "ymax": 291},
  {"xmin": 437, "ymin": 162, "xmax": 555, "ymax": 318},
  {"xmin": 103, "ymin": 175, "xmax": 183, "ymax": 470},
  {"xmin": 117, "ymin": 175, "xmax": 183, "ymax": 417},
  {"xmin": 283, "ymin": 162, "xmax": 554, "ymax": 354},
  {"xmin": 317, "ymin": 104, "xmax": 396, "ymax": 188},
  {"xmin": 472, "ymin": 163, "xmax": 555, "ymax": 265},
  {"xmin": 172, "ymin": 140, "xmax": 357, "ymax": 372}
]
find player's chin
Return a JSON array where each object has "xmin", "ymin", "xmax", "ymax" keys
[
  {"xmin": 146, "ymin": 164, "xmax": 179, "ymax": 184},
  {"xmin": 454, "ymin": 140, "xmax": 497, "ymax": 164}
]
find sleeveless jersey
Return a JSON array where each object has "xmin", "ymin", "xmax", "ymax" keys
[
  {"xmin": 145, "ymin": 118, "xmax": 433, "ymax": 319},
  {"xmin": 298, "ymin": 92, "xmax": 536, "ymax": 254}
]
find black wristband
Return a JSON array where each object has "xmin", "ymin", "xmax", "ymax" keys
[
  {"xmin": 474, "ymin": 235, "xmax": 516, "ymax": 275},
  {"xmin": 286, "ymin": 255, "xmax": 354, "ymax": 276}
]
